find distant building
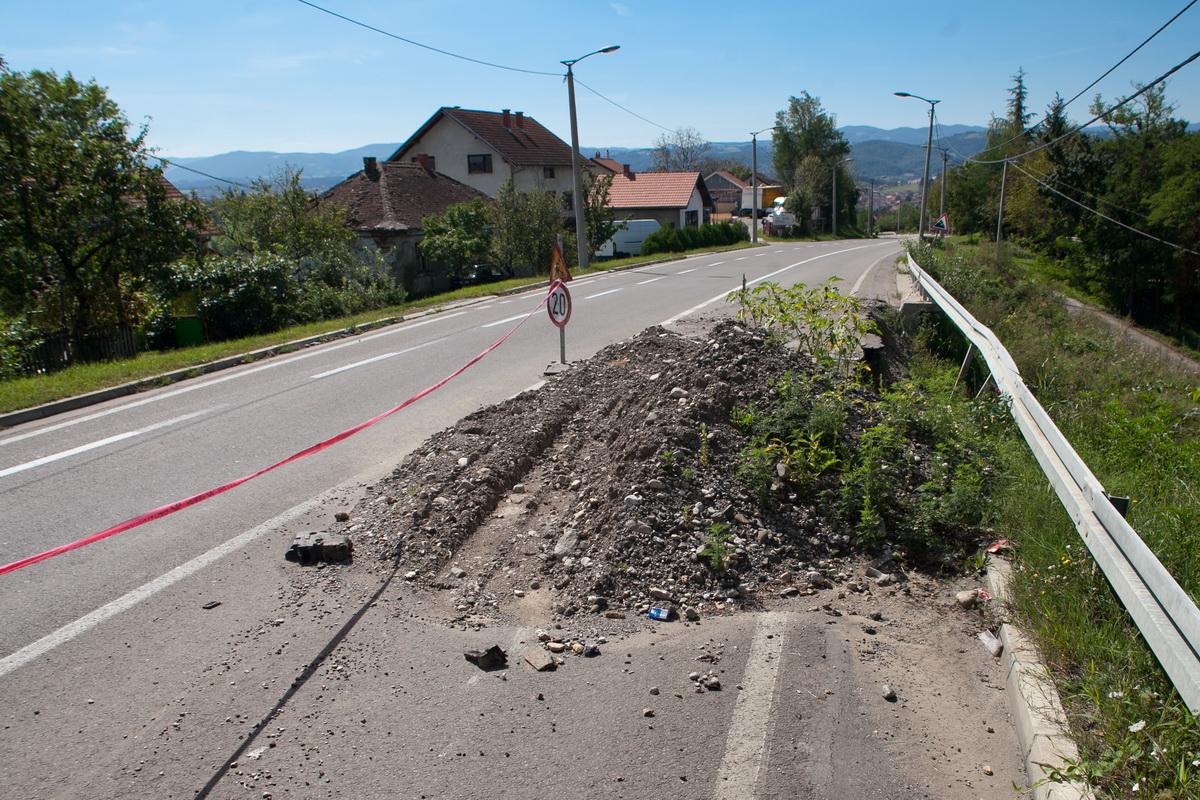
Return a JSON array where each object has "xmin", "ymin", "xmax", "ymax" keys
[
  {"xmin": 606, "ymin": 167, "xmax": 713, "ymax": 228},
  {"xmin": 321, "ymin": 157, "xmax": 489, "ymax": 296},
  {"xmin": 387, "ymin": 107, "xmax": 576, "ymax": 203}
]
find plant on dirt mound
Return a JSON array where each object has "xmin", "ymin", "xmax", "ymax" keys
[
  {"xmin": 727, "ymin": 278, "xmax": 876, "ymax": 373},
  {"xmin": 700, "ymin": 521, "xmax": 732, "ymax": 571},
  {"xmin": 838, "ymin": 362, "xmax": 1006, "ymax": 563}
]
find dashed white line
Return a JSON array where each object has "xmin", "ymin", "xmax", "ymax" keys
[
  {"xmin": 678, "ymin": 268, "xmax": 697, "ymax": 275},
  {"xmin": 584, "ymin": 288, "xmax": 622, "ymax": 300},
  {"xmin": 636, "ymin": 276, "xmax": 666, "ymax": 286},
  {"xmin": 755, "ymin": 252, "xmax": 767, "ymax": 257},
  {"xmin": 309, "ymin": 338, "xmax": 448, "ymax": 379},
  {"xmin": 481, "ymin": 312, "xmax": 533, "ymax": 329},
  {"xmin": 709, "ymin": 261, "xmax": 726, "ymax": 266},
  {"xmin": 735, "ymin": 256, "xmax": 749, "ymax": 261},
  {"xmin": 0, "ymin": 408, "xmax": 217, "ymax": 480}
]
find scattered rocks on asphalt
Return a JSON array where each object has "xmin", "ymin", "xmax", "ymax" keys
[
  {"xmin": 283, "ymin": 532, "xmax": 352, "ymax": 565},
  {"xmin": 463, "ymin": 645, "xmax": 507, "ymax": 671},
  {"xmin": 881, "ymin": 684, "xmax": 898, "ymax": 702},
  {"xmin": 524, "ymin": 648, "xmax": 556, "ymax": 672}
]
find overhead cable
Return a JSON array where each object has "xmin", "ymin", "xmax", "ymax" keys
[
  {"xmin": 573, "ymin": 79, "xmax": 677, "ymax": 133},
  {"xmin": 1009, "ymin": 161, "xmax": 1199, "ymax": 256},
  {"xmin": 149, "ymin": 154, "xmax": 252, "ymax": 190},
  {"xmin": 974, "ymin": 0, "xmax": 1198, "ymax": 159},
  {"xmin": 968, "ymin": 49, "xmax": 1200, "ymax": 165}
]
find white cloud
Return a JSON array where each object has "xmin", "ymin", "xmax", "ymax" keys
[{"xmin": 611, "ymin": 2, "xmax": 632, "ymax": 16}]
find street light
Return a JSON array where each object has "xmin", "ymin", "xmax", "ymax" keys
[
  {"xmin": 831, "ymin": 156, "xmax": 852, "ymax": 237},
  {"xmin": 894, "ymin": 91, "xmax": 939, "ymax": 240},
  {"xmin": 749, "ymin": 125, "xmax": 779, "ymax": 244},
  {"xmin": 562, "ymin": 45, "xmax": 620, "ymax": 271}
]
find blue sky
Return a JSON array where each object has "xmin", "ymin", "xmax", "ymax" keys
[{"xmin": 4, "ymin": 1, "xmax": 1198, "ymax": 156}]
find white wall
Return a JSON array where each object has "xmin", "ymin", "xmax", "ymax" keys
[{"xmin": 681, "ymin": 187, "xmax": 704, "ymax": 227}]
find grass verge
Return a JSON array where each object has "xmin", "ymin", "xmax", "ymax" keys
[
  {"xmin": 0, "ymin": 241, "xmax": 760, "ymax": 415},
  {"xmin": 912, "ymin": 239, "xmax": 1200, "ymax": 798}
]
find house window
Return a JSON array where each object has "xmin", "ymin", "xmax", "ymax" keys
[
  {"xmin": 562, "ymin": 191, "xmax": 573, "ymax": 211},
  {"xmin": 410, "ymin": 155, "xmax": 435, "ymax": 171},
  {"xmin": 467, "ymin": 154, "xmax": 493, "ymax": 174},
  {"xmin": 543, "ymin": 167, "xmax": 556, "ymax": 179},
  {"xmin": 685, "ymin": 210, "xmax": 699, "ymax": 227}
]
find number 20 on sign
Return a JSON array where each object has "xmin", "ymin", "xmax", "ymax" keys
[{"xmin": 546, "ymin": 279, "xmax": 572, "ymax": 365}]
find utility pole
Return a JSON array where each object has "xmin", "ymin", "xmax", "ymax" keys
[
  {"xmin": 939, "ymin": 148, "xmax": 948, "ymax": 219},
  {"xmin": 561, "ymin": 45, "xmax": 620, "ymax": 272},
  {"xmin": 894, "ymin": 92, "xmax": 940, "ymax": 241},
  {"xmin": 868, "ymin": 180, "xmax": 874, "ymax": 236},
  {"xmin": 749, "ymin": 126, "xmax": 777, "ymax": 244},
  {"xmin": 996, "ymin": 160, "xmax": 1008, "ymax": 244}
]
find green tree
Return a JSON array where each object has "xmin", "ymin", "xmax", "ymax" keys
[
  {"xmin": 772, "ymin": 93, "xmax": 855, "ymax": 229},
  {"xmin": 490, "ymin": 179, "xmax": 563, "ymax": 274},
  {"xmin": 0, "ymin": 67, "xmax": 200, "ymax": 341},
  {"xmin": 419, "ymin": 197, "xmax": 493, "ymax": 279},
  {"xmin": 583, "ymin": 171, "xmax": 621, "ymax": 258}
]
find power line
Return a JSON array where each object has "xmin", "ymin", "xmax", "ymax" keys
[
  {"xmin": 1017, "ymin": 160, "xmax": 1154, "ymax": 223},
  {"xmin": 973, "ymin": 0, "xmax": 1198, "ymax": 159},
  {"xmin": 1009, "ymin": 161, "xmax": 1199, "ymax": 257},
  {"xmin": 149, "ymin": 154, "xmax": 252, "ymax": 190},
  {"xmin": 573, "ymin": 79, "xmax": 677, "ymax": 133},
  {"xmin": 968, "ymin": 49, "xmax": 1200, "ymax": 165},
  {"xmin": 292, "ymin": 0, "xmax": 559, "ymax": 77}
]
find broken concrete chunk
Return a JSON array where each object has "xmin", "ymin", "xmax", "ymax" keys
[
  {"xmin": 956, "ymin": 589, "xmax": 981, "ymax": 609},
  {"xmin": 464, "ymin": 645, "xmax": 507, "ymax": 671},
  {"xmin": 284, "ymin": 532, "xmax": 352, "ymax": 565},
  {"xmin": 524, "ymin": 648, "xmax": 556, "ymax": 672}
]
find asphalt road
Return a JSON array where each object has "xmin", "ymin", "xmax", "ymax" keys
[
  {"xmin": 0, "ymin": 237, "xmax": 1034, "ymax": 799},
  {"xmin": 0, "ymin": 239, "xmax": 900, "ymax": 658}
]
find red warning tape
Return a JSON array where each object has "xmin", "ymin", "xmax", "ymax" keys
[{"xmin": 0, "ymin": 298, "xmax": 545, "ymax": 577}]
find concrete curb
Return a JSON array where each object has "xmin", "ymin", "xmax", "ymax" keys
[
  {"xmin": 0, "ymin": 295, "xmax": 495, "ymax": 431},
  {"xmin": 986, "ymin": 558, "xmax": 1094, "ymax": 800},
  {"xmin": 0, "ymin": 245, "xmax": 766, "ymax": 431}
]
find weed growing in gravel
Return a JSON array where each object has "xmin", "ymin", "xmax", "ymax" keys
[
  {"xmin": 700, "ymin": 522, "xmax": 732, "ymax": 571},
  {"xmin": 698, "ymin": 422, "xmax": 710, "ymax": 466},
  {"xmin": 658, "ymin": 449, "xmax": 678, "ymax": 473}
]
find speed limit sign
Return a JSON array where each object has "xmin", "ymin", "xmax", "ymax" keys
[{"xmin": 546, "ymin": 280, "xmax": 572, "ymax": 328}]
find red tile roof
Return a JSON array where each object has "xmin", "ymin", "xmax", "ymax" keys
[
  {"xmin": 388, "ymin": 107, "xmax": 575, "ymax": 168},
  {"xmin": 321, "ymin": 161, "xmax": 488, "ymax": 232},
  {"xmin": 592, "ymin": 156, "xmax": 625, "ymax": 174},
  {"xmin": 607, "ymin": 171, "xmax": 709, "ymax": 209}
]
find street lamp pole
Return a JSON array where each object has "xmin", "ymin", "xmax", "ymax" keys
[
  {"xmin": 749, "ymin": 126, "xmax": 778, "ymax": 244},
  {"xmin": 562, "ymin": 45, "xmax": 619, "ymax": 271},
  {"xmin": 894, "ymin": 91, "xmax": 939, "ymax": 241}
]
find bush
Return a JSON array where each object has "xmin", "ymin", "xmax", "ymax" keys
[{"xmin": 642, "ymin": 221, "xmax": 748, "ymax": 255}]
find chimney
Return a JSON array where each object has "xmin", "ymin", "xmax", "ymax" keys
[
  {"xmin": 623, "ymin": 164, "xmax": 633, "ymax": 179},
  {"xmin": 515, "ymin": 111, "xmax": 524, "ymax": 128},
  {"xmin": 362, "ymin": 156, "xmax": 378, "ymax": 177},
  {"xmin": 415, "ymin": 153, "xmax": 430, "ymax": 171},
  {"xmin": 501, "ymin": 108, "xmax": 511, "ymax": 127}
]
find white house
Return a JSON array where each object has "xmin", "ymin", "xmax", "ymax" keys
[
  {"xmin": 605, "ymin": 167, "xmax": 713, "ymax": 229},
  {"xmin": 387, "ymin": 107, "xmax": 577, "ymax": 201}
]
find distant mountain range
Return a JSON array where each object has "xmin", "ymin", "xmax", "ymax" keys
[{"xmin": 161, "ymin": 124, "xmax": 995, "ymax": 196}]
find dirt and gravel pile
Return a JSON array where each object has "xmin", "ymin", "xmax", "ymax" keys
[{"xmin": 330, "ymin": 319, "xmax": 922, "ymax": 628}]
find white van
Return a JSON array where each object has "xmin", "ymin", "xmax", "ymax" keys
[{"xmin": 595, "ymin": 219, "xmax": 661, "ymax": 258}]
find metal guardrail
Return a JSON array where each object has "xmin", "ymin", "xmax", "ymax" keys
[{"xmin": 906, "ymin": 253, "xmax": 1200, "ymax": 714}]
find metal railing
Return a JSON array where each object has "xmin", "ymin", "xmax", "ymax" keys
[{"xmin": 907, "ymin": 252, "xmax": 1200, "ymax": 714}]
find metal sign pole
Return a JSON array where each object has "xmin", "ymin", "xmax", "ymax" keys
[{"xmin": 559, "ymin": 326, "xmax": 566, "ymax": 365}]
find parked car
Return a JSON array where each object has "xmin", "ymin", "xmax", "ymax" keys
[
  {"xmin": 594, "ymin": 219, "xmax": 661, "ymax": 258},
  {"xmin": 449, "ymin": 263, "xmax": 513, "ymax": 289}
]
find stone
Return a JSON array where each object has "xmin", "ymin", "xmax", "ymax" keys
[
  {"xmin": 334, "ymin": 511, "xmax": 350, "ymax": 522},
  {"xmin": 457, "ymin": 457, "xmax": 469, "ymax": 467},
  {"xmin": 668, "ymin": 387, "xmax": 688, "ymax": 398},
  {"xmin": 512, "ymin": 483, "xmax": 526, "ymax": 494},
  {"xmin": 284, "ymin": 532, "xmax": 352, "ymax": 565},
  {"xmin": 582, "ymin": 644, "xmax": 601, "ymax": 658},
  {"xmin": 862, "ymin": 625, "xmax": 878, "ymax": 635},
  {"xmin": 524, "ymin": 648, "xmax": 556, "ymax": 672},
  {"xmin": 733, "ymin": 512, "xmax": 750, "ymax": 525},
  {"xmin": 464, "ymin": 645, "xmax": 507, "ymax": 671},
  {"xmin": 623, "ymin": 494, "xmax": 643, "ymax": 507},
  {"xmin": 982, "ymin": 765, "xmax": 993, "ymax": 776},
  {"xmin": 649, "ymin": 687, "xmax": 660, "ymax": 696},
  {"xmin": 703, "ymin": 676, "xmax": 722, "ymax": 691},
  {"xmin": 449, "ymin": 566, "xmax": 467, "ymax": 579},
  {"xmin": 642, "ymin": 708, "xmax": 655, "ymax": 718},
  {"xmin": 688, "ymin": 671, "xmax": 701, "ymax": 682},
  {"xmin": 604, "ymin": 610, "xmax": 626, "ymax": 620},
  {"xmin": 404, "ymin": 570, "xmax": 418, "ymax": 580},
  {"xmin": 513, "ymin": 589, "xmax": 526, "ymax": 598},
  {"xmin": 546, "ymin": 642, "xmax": 566, "ymax": 654},
  {"xmin": 684, "ymin": 606, "xmax": 701, "ymax": 622},
  {"xmin": 868, "ymin": 610, "xmax": 883, "ymax": 621},
  {"xmin": 570, "ymin": 642, "xmax": 585, "ymax": 655},
  {"xmin": 648, "ymin": 587, "xmax": 673, "ymax": 601},
  {"xmin": 646, "ymin": 479, "xmax": 666, "ymax": 491},
  {"xmin": 780, "ymin": 587, "xmax": 799, "ymax": 598},
  {"xmin": 956, "ymin": 589, "xmax": 981, "ymax": 609},
  {"xmin": 553, "ymin": 529, "xmax": 578, "ymax": 558},
  {"xmin": 806, "ymin": 570, "xmax": 830, "ymax": 589},
  {"xmin": 881, "ymin": 684, "xmax": 897, "ymax": 702}
]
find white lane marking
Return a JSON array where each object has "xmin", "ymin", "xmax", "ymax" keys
[
  {"xmin": 636, "ymin": 276, "xmax": 666, "ymax": 286},
  {"xmin": 496, "ymin": 300, "xmax": 512, "ymax": 305},
  {"xmin": 735, "ymin": 256, "xmax": 749, "ymax": 261},
  {"xmin": 713, "ymin": 612, "xmax": 788, "ymax": 799},
  {"xmin": 709, "ymin": 261, "xmax": 726, "ymax": 266},
  {"xmin": 584, "ymin": 288, "xmax": 622, "ymax": 300},
  {"xmin": 678, "ymin": 268, "xmax": 697, "ymax": 275},
  {"xmin": 0, "ymin": 409, "xmax": 216, "ymax": 480},
  {"xmin": 0, "ymin": 480, "xmax": 345, "ymax": 679},
  {"xmin": 481, "ymin": 312, "xmax": 532, "ymax": 329},
  {"xmin": 0, "ymin": 312, "xmax": 469, "ymax": 447},
  {"xmin": 755, "ymin": 252, "xmax": 767, "ymax": 257},
  {"xmin": 309, "ymin": 338, "xmax": 448, "ymax": 380},
  {"xmin": 849, "ymin": 251, "xmax": 898, "ymax": 297},
  {"xmin": 661, "ymin": 243, "xmax": 893, "ymax": 326}
]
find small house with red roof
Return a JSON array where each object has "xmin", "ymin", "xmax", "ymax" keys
[
  {"xmin": 387, "ymin": 107, "xmax": 576, "ymax": 201},
  {"xmin": 606, "ymin": 167, "xmax": 713, "ymax": 229}
]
